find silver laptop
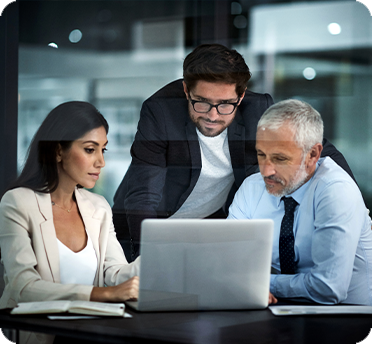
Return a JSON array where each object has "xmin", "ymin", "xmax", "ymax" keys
[{"xmin": 126, "ymin": 219, "xmax": 273, "ymax": 312}]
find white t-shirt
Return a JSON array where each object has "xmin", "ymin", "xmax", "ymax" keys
[
  {"xmin": 57, "ymin": 232, "xmax": 98, "ymax": 285},
  {"xmin": 171, "ymin": 128, "xmax": 234, "ymax": 218}
]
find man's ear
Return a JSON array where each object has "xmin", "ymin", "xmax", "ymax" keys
[
  {"xmin": 307, "ymin": 143, "xmax": 323, "ymax": 168},
  {"xmin": 182, "ymin": 81, "xmax": 189, "ymax": 99},
  {"xmin": 237, "ymin": 87, "xmax": 247, "ymax": 106}
]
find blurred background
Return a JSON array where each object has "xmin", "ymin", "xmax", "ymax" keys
[{"xmin": 10, "ymin": 0, "xmax": 372, "ymax": 207}]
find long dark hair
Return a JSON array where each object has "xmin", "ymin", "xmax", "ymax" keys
[{"xmin": 9, "ymin": 101, "xmax": 109, "ymax": 193}]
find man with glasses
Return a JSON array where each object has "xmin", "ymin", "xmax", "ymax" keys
[{"xmin": 113, "ymin": 44, "xmax": 355, "ymax": 260}]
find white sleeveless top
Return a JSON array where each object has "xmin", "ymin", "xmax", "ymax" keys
[{"xmin": 57, "ymin": 233, "xmax": 98, "ymax": 285}]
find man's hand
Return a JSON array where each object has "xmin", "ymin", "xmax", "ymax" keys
[{"xmin": 269, "ymin": 292, "xmax": 277, "ymax": 304}]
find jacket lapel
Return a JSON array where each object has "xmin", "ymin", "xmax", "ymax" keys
[
  {"xmin": 175, "ymin": 119, "xmax": 202, "ymax": 209},
  {"xmin": 74, "ymin": 188, "xmax": 101, "ymax": 281},
  {"xmin": 186, "ymin": 118, "xmax": 202, "ymax": 170},
  {"xmin": 228, "ymin": 110, "xmax": 247, "ymax": 186},
  {"xmin": 36, "ymin": 189, "xmax": 102, "ymax": 284},
  {"xmin": 35, "ymin": 192, "xmax": 61, "ymax": 283}
]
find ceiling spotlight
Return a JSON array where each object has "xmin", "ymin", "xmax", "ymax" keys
[
  {"xmin": 303, "ymin": 67, "xmax": 316, "ymax": 80},
  {"xmin": 234, "ymin": 15, "xmax": 247, "ymax": 29},
  {"xmin": 328, "ymin": 23, "xmax": 341, "ymax": 35},
  {"xmin": 48, "ymin": 42, "xmax": 58, "ymax": 49},
  {"xmin": 69, "ymin": 29, "xmax": 83, "ymax": 43},
  {"xmin": 231, "ymin": 2, "xmax": 242, "ymax": 15}
]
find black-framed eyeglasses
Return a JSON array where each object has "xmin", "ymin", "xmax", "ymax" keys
[{"xmin": 188, "ymin": 95, "xmax": 240, "ymax": 115}]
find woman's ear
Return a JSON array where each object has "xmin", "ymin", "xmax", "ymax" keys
[{"xmin": 56, "ymin": 144, "xmax": 62, "ymax": 163}]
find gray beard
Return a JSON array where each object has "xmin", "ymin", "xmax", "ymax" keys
[{"xmin": 264, "ymin": 158, "xmax": 309, "ymax": 198}]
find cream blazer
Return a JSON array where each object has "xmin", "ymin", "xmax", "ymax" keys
[{"xmin": 0, "ymin": 187, "xmax": 140, "ymax": 309}]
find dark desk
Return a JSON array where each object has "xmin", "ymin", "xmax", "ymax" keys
[{"xmin": 1, "ymin": 306, "xmax": 372, "ymax": 344}]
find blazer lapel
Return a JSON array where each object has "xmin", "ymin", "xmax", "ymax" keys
[
  {"xmin": 36, "ymin": 189, "xmax": 102, "ymax": 284},
  {"xmin": 35, "ymin": 192, "xmax": 61, "ymax": 283},
  {"xmin": 175, "ymin": 119, "xmax": 202, "ymax": 209},
  {"xmin": 74, "ymin": 189, "xmax": 101, "ymax": 276},
  {"xmin": 186, "ymin": 119, "xmax": 202, "ymax": 170},
  {"xmin": 228, "ymin": 110, "xmax": 247, "ymax": 186}
]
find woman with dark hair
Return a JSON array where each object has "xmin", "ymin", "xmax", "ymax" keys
[{"xmin": 0, "ymin": 101, "xmax": 139, "ymax": 319}]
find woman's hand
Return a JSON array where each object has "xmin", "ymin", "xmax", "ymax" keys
[
  {"xmin": 269, "ymin": 292, "xmax": 277, "ymax": 305},
  {"xmin": 90, "ymin": 276, "xmax": 139, "ymax": 302}
]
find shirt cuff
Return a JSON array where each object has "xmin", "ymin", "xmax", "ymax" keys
[{"xmin": 270, "ymin": 274, "xmax": 278, "ymax": 295}]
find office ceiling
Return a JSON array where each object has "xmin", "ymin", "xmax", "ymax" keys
[
  {"xmin": 18, "ymin": 0, "xmax": 371, "ymax": 66},
  {"xmin": 19, "ymin": 0, "xmax": 329, "ymax": 51}
]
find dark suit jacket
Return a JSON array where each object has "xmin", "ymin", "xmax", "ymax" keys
[{"xmin": 113, "ymin": 79, "xmax": 356, "ymax": 259}]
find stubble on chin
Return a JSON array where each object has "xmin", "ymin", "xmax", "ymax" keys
[
  {"xmin": 266, "ymin": 186, "xmax": 286, "ymax": 198},
  {"xmin": 196, "ymin": 122, "xmax": 223, "ymax": 137},
  {"xmin": 263, "ymin": 161, "xmax": 309, "ymax": 198},
  {"xmin": 264, "ymin": 181, "xmax": 286, "ymax": 198}
]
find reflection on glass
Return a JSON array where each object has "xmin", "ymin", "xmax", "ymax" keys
[
  {"xmin": 234, "ymin": 15, "xmax": 247, "ymax": 29},
  {"xmin": 327, "ymin": 22, "xmax": 341, "ymax": 35},
  {"xmin": 17, "ymin": 0, "xmax": 372, "ymax": 209},
  {"xmin": 231, "ymin": 2, "xmax": 242, "ymax": 15},
  {"xmin": 303, "ymin": 67, "xmax": 316, "ymax": 80},
  {"xmin": 69, "ymin": 29, "xmax": 83, "ymax": 43},
  {"xmin": 48, "ymin": 42, "xmax": 58, "ymax": 49}
]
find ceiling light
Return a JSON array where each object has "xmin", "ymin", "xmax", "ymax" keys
[
  {"xmin": 231, "ymin": 2, "xmax": 242, "ymax": 15},
  {"xmin": 303, "ymin": 67, "xmax": 316, "ymax": 80},
  {"xmin": 328, "ymin": 23, "xmax": 341, "ymax": 35},
  {"xmin": 69, "ymin": 29, "xmax": 83, "ymax": 43},
  {"xmin": 234, "ymin": 15, "xmax": 247, "ymax": 29}
]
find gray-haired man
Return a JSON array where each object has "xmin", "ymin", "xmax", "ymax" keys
[{"xmin": 228, "ymin": 99, "xmax": 372, "ymax": 305}]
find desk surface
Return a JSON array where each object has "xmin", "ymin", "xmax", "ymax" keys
[{"xmin": 1, "ymin": 305, "xmax": 372, "ymax": 344}]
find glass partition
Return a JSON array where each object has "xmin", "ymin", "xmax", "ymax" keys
[{"xmin": 18, "ymin": 0, "xmax": 372, "ymax": 207}]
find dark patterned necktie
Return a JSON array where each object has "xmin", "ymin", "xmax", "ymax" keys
[{"xmin": 279, "ymin": 197, "xmax": 298, "ymax": 274}]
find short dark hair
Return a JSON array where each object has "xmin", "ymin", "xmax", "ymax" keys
[
  {"xmin": 10, "ymin": 101, "xmax": 108, "ymax": 193},
  {"xmin": 183, "ymin": 44, "xmax": 251, "ymax": 97}
]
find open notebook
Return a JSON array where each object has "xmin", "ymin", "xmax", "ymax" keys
[{"xmin": 126, "ymin": 219, "xmax": 273, "ymax": 312}]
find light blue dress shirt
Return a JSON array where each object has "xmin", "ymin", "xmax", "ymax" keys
[{"xmin": 228, "ymin": 157, "xmax": 372, "ymax": 305}]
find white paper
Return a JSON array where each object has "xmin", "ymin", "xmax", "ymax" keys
[
  {"xmin": 11, "ymin": 301, "xmax": 71, "ymax": 314},
  {"xmin": 11, "ymin": 301, "xmax": 127, "ymax": 317},
  {"xmin": 47, "ymin": 315, "xmax": 100, "ymax": 320},
  {"xmin": 269, "ymin": 305, "xmax": 372, "ymax": 316},
  {"xmin": 47, "ymin": 313, "xmax": 133, "ymax": 320}
]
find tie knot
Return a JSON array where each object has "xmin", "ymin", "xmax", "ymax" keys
[{"xmin": 282, "ymin": 197, "xmax": 298, "ymax": 213}]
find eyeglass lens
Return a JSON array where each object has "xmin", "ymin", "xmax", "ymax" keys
[{"xmin": 193, "ymin": 102, "xmax": 235, "ymax": 115}]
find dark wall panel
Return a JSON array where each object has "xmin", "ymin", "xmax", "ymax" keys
[{"xmin": 0, "ymin": 2, "xmax": 18, "ymax": 197}]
